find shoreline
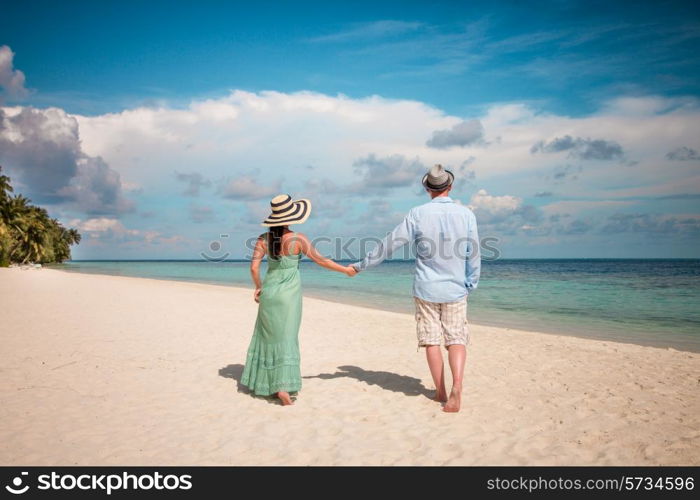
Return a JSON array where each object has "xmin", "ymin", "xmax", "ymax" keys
[
  {"xmin": 1, "ymin": 267, "xmax": 698, "ymax": 465},
  {"xmin": 50, "ymin": 265, "xmax": 699, "ymax": 353}
]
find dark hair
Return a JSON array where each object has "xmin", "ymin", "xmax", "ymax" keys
[{"xmin": 268, "ymin": 226, "xmax": 287, "ymax": 259}]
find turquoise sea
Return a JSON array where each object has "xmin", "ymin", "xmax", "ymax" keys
[{"xmin": 53, "ymin": 259, "xmax": 700, "ymax": 352}]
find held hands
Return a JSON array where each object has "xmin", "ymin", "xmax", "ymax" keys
[
  {"xmin": 344, "ymin": 265, "xmax": 358, "ymax": 277},
  {"xmin": 253, "ymin": 288, "xmax": 262, "ymax": 303}
]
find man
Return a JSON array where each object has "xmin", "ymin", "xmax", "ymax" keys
[{"xmin": 352, "ymin": 165, "xmax": 480, "ymax": 413}]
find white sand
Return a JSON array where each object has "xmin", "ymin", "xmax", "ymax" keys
[{"xmin": 1, "ymin": 267, "xmax": 698, "ymax": 465}]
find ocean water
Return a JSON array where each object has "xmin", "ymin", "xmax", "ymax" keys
[{"xmin": 53, "ymin": 259, "xmax": 700, "ymax": 352}]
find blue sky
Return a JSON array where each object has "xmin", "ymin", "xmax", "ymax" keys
[
  {"xmin": 1, "ymin": 0, "xmax": 699, "ymax": 258},
  {"xmin": 5, "ymin": 0, "xmax": 700, "ymax": 116}
]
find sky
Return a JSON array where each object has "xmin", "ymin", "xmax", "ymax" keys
[{"xmin": 1, "ymin": 0, "xmax": 699, "ymax": 259}]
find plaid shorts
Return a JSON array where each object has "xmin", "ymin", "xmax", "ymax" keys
[{"xmin": 414, "ymin": 296, "xmax": 470, "ymax": 349}]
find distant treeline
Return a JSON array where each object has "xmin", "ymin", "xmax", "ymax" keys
[{"xmin": 0, "ymin": 166, "xmax": 81, "ymax": 266}]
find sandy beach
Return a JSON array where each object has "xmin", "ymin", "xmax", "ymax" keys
[{"xmin": 1, "ymin": 267, "xmax": 698, "ymax": 466}]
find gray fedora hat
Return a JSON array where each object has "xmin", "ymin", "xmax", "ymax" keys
[
  {"xmin": 422, "ymin": 164, "xmax": 454, "ymax": 191},
  {"xmin": 262, "ymin": 194, "xmax": 312, "ymax": 227}
]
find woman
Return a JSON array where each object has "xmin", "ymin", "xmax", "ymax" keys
[{"xmin": 240, "ymin": 194, "xmax": 356, "ymax": 405}]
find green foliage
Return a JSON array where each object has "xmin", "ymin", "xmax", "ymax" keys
[{"xmin": 0, "ymin": 166, "xmax": 81, "ymax": 266}]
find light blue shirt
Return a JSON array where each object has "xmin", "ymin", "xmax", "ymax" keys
[{"xmin": 353, "ymin": 196, "xmax": 480, "ymax": 303}]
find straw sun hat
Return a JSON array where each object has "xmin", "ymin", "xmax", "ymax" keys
[{"xmin": 261, "ymin": 194, "xmax": 312, "ymax": 227}]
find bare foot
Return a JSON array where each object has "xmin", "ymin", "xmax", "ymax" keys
[
  {"xmin": 443, "ymin": 386, "xmax": 462, "ymax": 413},
  {"xmin": 434, "ymin": 389, "xmax": 448, "ymax": 403},
  {"xmin": 277, "ymin": 391, "xmax": 294, "ymax": 406}
]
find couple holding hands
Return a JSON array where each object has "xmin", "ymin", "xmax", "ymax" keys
[{"xmin": 241, "ymin": 164, "xmax": 480, "ymax": 412}]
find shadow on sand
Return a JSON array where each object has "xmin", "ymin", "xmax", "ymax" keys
[
  {"xmin": 304, "ymin": 365, "xmax": 433, "ymax": 399},
  {"xmin": 218, "ymin": 363, "xmax": 246, "ymax": 391},
  {"xmin": 219, "ymin": 363, "xmax": 432, "ymax": 403},
  {"xmin": 218, "ymin": 363, "xmax": 295, "ymax": 406}
]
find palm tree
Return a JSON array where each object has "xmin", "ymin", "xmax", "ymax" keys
[
  {"xmin": 0, "ymin": 217, "xmax": 9, "ymax": 267},
  {"xmin": 9, "ymin": 208, "xmax": 48, "ymax": 264},
  {"xmin": 67, "ymin": 228, "xmax": 81, "ymax": 245},
  {"xmin": 51, "ymin": 225, "xmax": 82, "ymax": 262},
  {"xmin": 0, "ymin": 168, "xmax": 82, "ymax": 266},
  {"xmin": 0, "ymin": 172, "xmax": 19, "ymax": 266},
  {"xmin": 0, "ymin": 165, "xmax": 13, "ymax": 204}
]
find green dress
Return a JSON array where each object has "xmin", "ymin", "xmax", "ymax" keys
[{"xmin": 241, "ymin": 237, "xmax": 302, "ymax": 396}]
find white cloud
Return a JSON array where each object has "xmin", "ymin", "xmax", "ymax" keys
[
  {"xmin": 308, "ymin": 20, "xmax": 424, "ymax": 43},
  {"xmin": 73, "ymin": 217, "xmax": 186, "ymax": 246},
  {"xmin": 351, "ymin": 154, "xmax": 425, "ymax": 191},
  {"xmin": 77, "ymin": 217, "xmax": 128, "ymax": 233},
  {"xmin": 600, "ymin": 95, "xmax": 698, "ymax": 116},
  {"xmin": 426, "ymin": 119, "xmax": 484, "ymax": 149},
  {"xmin": 4, "ymin": 90, "xmax": 698, "ymax": 250},
  {"xmin": 219, "ymin": 175, "xmax": 282, "ymax": 200},
  {"xmin": 0, "ymin": 106, "xmax": 133, "ymax": 214},
  {"xmin": 70, "ymin": 90, "xmax": 700, "ymax": 201},
  {"xmin": 468, "ymin": 189, "xmax": 522, "ymax": 217},
  {"xmin": 531, "ymin": 135, "xmax": 624, "ymax": 160},
  {"xmin": 462, "ymin": 188, "xmax": 545, "ymax": 236},
  {"xmin": 0, "ymin": 45, "xmax": 29, "ymax": 100}
]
